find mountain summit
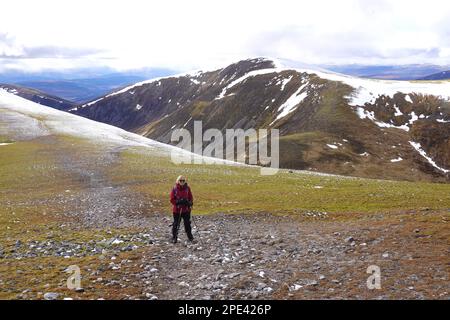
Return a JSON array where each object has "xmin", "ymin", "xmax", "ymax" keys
[{"xmin": 70, "ymin": 58, "xmax": 450, "ymax": 182}]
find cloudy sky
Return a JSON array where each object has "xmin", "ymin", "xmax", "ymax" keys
[{"xmin": 1, "ymin": 0, "xmax": 449, "ymax": 72}]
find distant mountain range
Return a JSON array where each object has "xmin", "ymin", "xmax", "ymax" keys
[
  {"xmin": 324, "ymin": 64, "xmax": 450, "ymax": 80},
  {"xmin": 0, "ymin": 68, "xmax": 175, "ymax": 103},
  {"xmin": 68, "ymin": 58, "xmax": 450, "ymax": 182},
  {"xmin": 418, "ymin": 70, "xmax": 450, "ymax": 80},
  {"xmin": 17, "ymin": 75, "xmax": 149, "ymax": 103},
  {"xmin": 0, "ymin": 84, "xmax": 75, "ymax": 110}
]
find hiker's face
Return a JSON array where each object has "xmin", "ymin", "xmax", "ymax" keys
[{"xmin": 179, "ymin": 179, "xmax": 185, "ymax": 185}]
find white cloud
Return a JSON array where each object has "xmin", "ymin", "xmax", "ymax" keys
[{"xmin": 0, "ymin": 0, "xmax": 449, "ymax": 72}]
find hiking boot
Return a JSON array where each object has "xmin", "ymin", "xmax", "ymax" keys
[
  {"xmin": 171, "ymin": 237, "xmax": 178, "ymax": 244},
  {"xmin": 188, "ymin": 236, "xmax": 194, "ymax": 242}
]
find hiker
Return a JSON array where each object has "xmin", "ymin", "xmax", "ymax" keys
[{"xmin": 170, "ymin": 175, "xmax": 194, "ymax": 243}]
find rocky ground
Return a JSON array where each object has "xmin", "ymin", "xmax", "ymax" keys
[
  {"xmin": 3, "ymin": 208, "xmax": 449, "ymax": 300},
  {"xmin": 0, "ymin": 136, "xmax": 448, "ymax": 300}
]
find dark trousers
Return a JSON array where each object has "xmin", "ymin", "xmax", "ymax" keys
[{"xmin": 172, "ymin": 211, "xmax": 193, "ymax": 240}]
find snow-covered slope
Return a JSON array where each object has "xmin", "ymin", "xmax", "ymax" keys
[
  {"xmin": 269, "ymin": 58, "xmax": 450, "ymax": 104},
  {"xmin": 0, "ymin": 88, "xmax": 238, "ymax": 166}
]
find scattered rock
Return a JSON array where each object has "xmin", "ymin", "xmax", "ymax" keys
[
  {"xmin": 145, "ymin": 293, "xmax": 158, "ymax": 300},
  {"xmin": 44, "ymin": 292, "xmax": 59, "ymax": 300},
  {"xmin": 289, "ymin": 284, "xmax": 303, "ymax": 291},
  {"xmin": 306, "ymin": 280, "xmax": 318, "ymax": 287}
]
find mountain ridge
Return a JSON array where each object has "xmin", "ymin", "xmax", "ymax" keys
[{"xmin": 62, "ymin": 57, "xmax": 450, "ymax": 182}]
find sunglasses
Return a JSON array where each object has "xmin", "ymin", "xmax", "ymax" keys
[{"xmin": 179, "ymin": 179, "xmax": 185, "ymax": 182}]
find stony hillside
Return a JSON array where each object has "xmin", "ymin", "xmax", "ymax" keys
[
  {"xmin": 1, "ymin": 89, "xmax": 449, "ymax": 300},
  {"xmin": 71, "ymin": 58, "xmax": 450, "ymax": 182},
  {"xmin": 0, "ymin": 84, "xmax": 75, "ymax": 111}
]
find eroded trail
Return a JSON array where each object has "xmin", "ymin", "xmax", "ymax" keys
[
  {"xmin": 54, "ymin": 143, "xmax": 149, "ymax": 229},
  {"xmin": 118, "ymin": 212, "xmax": 448, "ymax": 300}
]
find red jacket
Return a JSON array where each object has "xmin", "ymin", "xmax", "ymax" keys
[{"xmin": 170, "ymin": 183, "xmax": 193, "ymax": 214}]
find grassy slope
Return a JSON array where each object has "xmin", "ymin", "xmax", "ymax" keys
[
  {"xmin": 110, "ymin": 148, "xmax": 450, "ymax": 215},
  {"xmin": 3, "ymin": 136, "xmax": 448, "ymax": 228}
]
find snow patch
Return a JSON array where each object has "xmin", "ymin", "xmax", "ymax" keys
[
  {"xmin": 409, "ymin": 141, "xmax": 449, "ymax": 173},
  {"xmin": 80, "ymin": 97, "xmax": 103, "ymax": 109},
  {"xmin": 390, "ymin": 157, "xmax": 403, "ymax": 163},
  {"xmin": 326, "ymin": 144, "xmax": 338, "ymax": 149},
  {"xmin": 183, "ymin": 117, "xmax": 192, "ymax": 128},
  {"xmin": 356, "ymin": 107, "xmax": 376, "ymax": 121},
  {"xmin": 279, "ymin": 75, "xmax": 293, "ymax": 91},
  {"xmin": 356, "ymin": 107, "xmax": 410, "ymax": 131},
  {"xmin": 393, "ymin": 105, "xmax": 403, "ymax": 116},
  {"xmin": 270, "ymin": 83, "xmax": 308, "ymax": 124},
  {"xmin": 215, "ymin": 67, "xmax": 281, "ymax": 100},
  {"xmin": 409, "ymin": 111, "xmax": 418, "ymax": 125},
  {"xmin": 328, "ymin": 76, "xmax": 450, "ymax": 107}
]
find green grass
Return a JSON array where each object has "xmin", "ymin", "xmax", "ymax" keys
[
  {"xmin": 110, "ymin": 148, "xmax": 450, "ymax": 215},
  {"xmin": 2, "ymin": 135, "xmax": 449, "ymax": 219},
  {"xmin": 0, "ymin": 138, "xmax": 77, "ymax": 242}
]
